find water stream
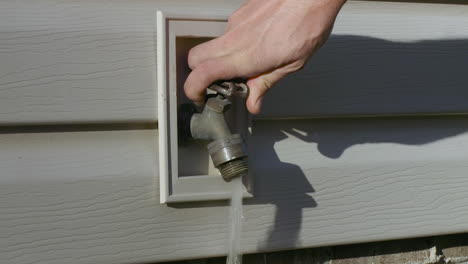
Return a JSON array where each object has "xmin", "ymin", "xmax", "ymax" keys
[{"xmin": 226, "ymin": 177, "xmax": 244, "ymax": 264}]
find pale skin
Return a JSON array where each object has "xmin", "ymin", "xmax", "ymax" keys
[{"xmin": 184, "ymin": 0, "xmax": 347, "ymax": 114}]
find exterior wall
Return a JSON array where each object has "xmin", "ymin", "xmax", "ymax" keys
[{"xmin": 1, "ymin": 1, "xmax": 468, "ymax": 264}]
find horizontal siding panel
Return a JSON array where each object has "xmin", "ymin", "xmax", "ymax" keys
[
  {"xmin": 1, "ymin": 116, "xmax": 468, "ymax": 263},
  {"xmin": 0, "ymin": 0, "xmax": 238, "ymax": 125},
  {"xmin": 0, "ymin": 1, "xmax": 468, "ymax": 124}
]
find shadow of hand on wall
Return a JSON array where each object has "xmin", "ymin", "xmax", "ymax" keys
[
  {"xmin": 261, "ymin": 35, "xmax": 468, "ymax": 118},
  {"xmin": 288, "ymin": 117, "xmax": 468, "ymax": 159},
  {"xmin": 247, "ymin": 115, "xmax": 468, "ymax": 252}
]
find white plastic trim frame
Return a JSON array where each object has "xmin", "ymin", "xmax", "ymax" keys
[{"xmin": 156, "ymin": 10, "xmax": 252, "ymax": 203}]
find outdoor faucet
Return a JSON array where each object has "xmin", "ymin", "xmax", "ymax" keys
[{"xmin": 178, "ymin": 81, "xmax": 249, "ymax": 181}]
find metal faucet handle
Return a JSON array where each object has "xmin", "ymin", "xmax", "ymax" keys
[{"xmin": 208, "ymin": 81, "xmax": 248, "ymax": 99}]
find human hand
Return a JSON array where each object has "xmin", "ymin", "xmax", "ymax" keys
[{"xmin": 184, "ymin": 0, "xmax": 346, "ymax": 114}]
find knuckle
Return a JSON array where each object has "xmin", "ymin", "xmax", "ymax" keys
[
  {"xmin": 184, "ymin": 72, "xmax": 205, "ymax": 101},
  {"xmin": 193, "ymin": 63, "xmax": 213, "ymax": 87},
  {"xmin": 183, "ymin": 79, "xmax": 195, "ymax": 99},
  {"xmin": 215, "ymin": 34, "xmax": 231, "ymax": 50},
  {"xmin": 227, "ymin": 12, "xmax": 240, "ymax": 25},
  {"xmin": 227, "ymin": 16, "xmax": 235, "ymax": 26},
  {"xmin": 187, "ymin": 47, "xmax": 200, "ymax": 69},
  {"xmin": 196, "ymin": 61, "xmax": 211, "ymax": 76},
  {"xmin": 184, "ymin": 87, "xmax": 196, "ymax": 101}
]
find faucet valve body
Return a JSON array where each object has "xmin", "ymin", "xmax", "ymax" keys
[{"xmin": 179, "ymin": 81, "xmax": 249, "ymax": 182}]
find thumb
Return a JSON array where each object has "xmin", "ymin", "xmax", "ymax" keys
[{"xmin": 246, "ymin": 69, "xmax": 288, "ymax": 114}]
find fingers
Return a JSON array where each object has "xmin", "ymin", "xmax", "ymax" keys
[
  {"xmin": 184, "ymin": 55, "xmax": 243, "ymax": 104},
  {"xmin": 186, "ymin": 51, "xmax": 291, "ymax": 114},
  {"xmin": 187, "ymin": 37, "xmax": 228, "ymax": 69},
  {"xmin": 246, "ymin": 68, "xmax": 289, "ymax": 114}
]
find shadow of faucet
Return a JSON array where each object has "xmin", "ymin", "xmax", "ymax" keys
[{"xmin": 245, "ymin": 124, "xmax": 318, "ymax": 252}]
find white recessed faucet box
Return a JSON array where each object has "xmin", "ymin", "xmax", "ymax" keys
[{"xmin": 156, "ymin": 10, "xmax": 253, "ymax": 203}]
